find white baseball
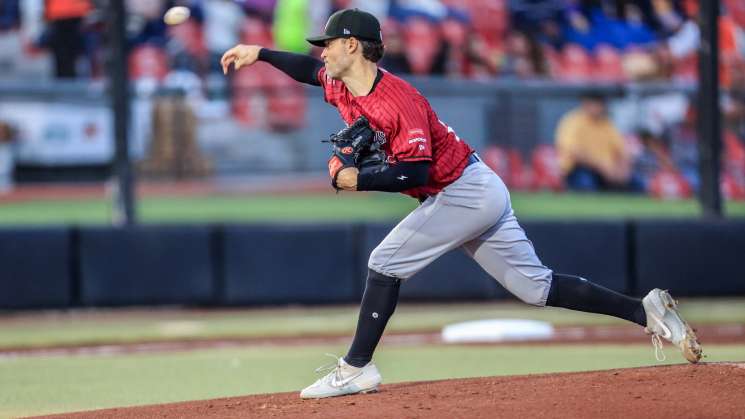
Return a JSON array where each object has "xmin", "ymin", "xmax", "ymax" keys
[{"xmin": 163, "ymin": 6, "xmax": 190, "ymax": 25}]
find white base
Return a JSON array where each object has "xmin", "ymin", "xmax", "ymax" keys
[{"xmin": 441, "ymin": 319, "xmax": 554, "ymax": 343}]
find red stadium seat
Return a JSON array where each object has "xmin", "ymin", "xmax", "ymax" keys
[
  {"xmin": 266, "ymin": 70, "xmax": 307, "ymax": 131},
  {"xmin": 241, "ymin": 17, "xmax": 273, "ymax": 46},
  {"xmin": 722, "ymin": 173, "xmax": 745, "ymax": 201},
  {"xmin": 724, "ymin": 0, "xmax": 745, "ymax": 29},
  {"xmin": 440, "ymin": 19, "xmax": 468, "ymax": 76},
  {"xmin": 129, "ymin": 45, "xmax": 169, "ymax": 80},
  {"xmin": 453, "ymin": 0, "xmax": 508, "ymax": 47},
  {"xmin": 671, "ymin": 53, "xmax": 697, "ymax": 83},
  {"xmin": 403, "ymin": 17, "xmax": 442, "ymax": 75},
  {"xmin": 509, "ymin": 149, "xmax": 532, "ymax": 190},
  {"xmin": 530, "ymin": 145, "xmax": 563, "ymax": 191},
  {"xmin": 482, "ymin": 146, "xmax": 531, "ymax": 189},
  {"xmin": 231, "ymin": 62, "xmax": 274, "ymax": 126},
  {"xmin": 440, "ymin": 19, "xmax": 467, "ymax": 48},
  {"xmin": 648, "ymin": 170, "xmax": 692, "ymax": 200},
  {"xmin": 593, "ymin": 44, "xmax": 625, "ymax": 82},
  {"xmin": 541, "ymin": 44, "xmax": 562, "ymax": 78},
  {"xmin": 558, "ymin": 44, "xmax": 593, "ymax": 82},
  {"xmin": 167, "ymin": 19, "xmax": 207, "ymax": 60},
  {"xmin": 723, "ymin": 131, "xmax": 745, "ymax": 197},
  {"xmin": 482, "ymin": 145, "xmax": 510, "ymax": 181}
]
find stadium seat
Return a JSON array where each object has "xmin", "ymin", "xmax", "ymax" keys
[
  {"xmin": 530, "ymin": 145, "xmax": 563, "ymax": 191},
  {"xmin": 483, "ymin": 146, "xmax": 531, "ymax": 189},
  {"xmin": 724, "ymin": 0, "xmax": 745, "ymax": 27},
  {"xmin": 454, "ymin": 0, "xmax": 508, "ymax": 47},
  {"xmin": 672, "ymin": 53, "xmax": 697, "ymax": 83},
  {"xmin": 167, "ymin": 19, "xmax": 207, "ymax": 60},
  {"xmin": 440, "ymin": 18, "xmax": 467, "ymax": 47},
  {"xmin": 129, "ymin": 45, "xmax": 169, "ymax": 81},
  {"xmin": 723, "ymin": 131, "xmax": 745, "ymax": 199},
  {"xmin": 440, "ymin": 19, "xmax": 468, "ymax": 75},
  {"xmin": 481, "ymin": 145, "xmax": 510, "ymax": 181},
  {"xmin": 241, "ymin": 17, "xmax": 273, "ymax": 46},
  {"xmin": 558, "ymin": 44, "xmax": 593, "ymax": 81},
  {"xmin": 266, "ymin": 70, "xmax": 307, "ymax": 131},
  {"xmin": 541, "ymin": 44, "xmax": 562, "ymax": 78},
  {"xmin": 403, "ymin": 17, "xmax": 442, "ymax": 75},
  {"xmin": 721, "ymin": 172, "xmax": 745, "ymax": 201},
  {"xmin": 231, "ymin": 62, "xmax": 274, "ymax": 126},
  {"xmin": 593, "ymin": 44, "xmax": 625, "ymax": 82},
  {"xmin": 648, "ymin": 170, "xmax": 692, "ymax": 199}
]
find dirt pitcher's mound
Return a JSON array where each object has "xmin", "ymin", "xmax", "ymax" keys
[{"xmin": 36, "ymin": 363, "xmax": 745, "ymax": 419}]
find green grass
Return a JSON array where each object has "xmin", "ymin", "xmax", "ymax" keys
[
  {"xmin": 1, "ymin": 344, "xmax": 743, "ymax": 418},
  {"xmin": 2, "ymin": 299, "xmax": 745, "ymax": 349},
  {"xmin": 2, "ymin": 300, "xmax": 744, "ymax": 417},
  {"xmin": 0, "ymin": 192, "xmax": 744, "ymax": 224}
]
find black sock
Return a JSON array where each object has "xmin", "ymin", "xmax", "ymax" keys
[
  {"xmin": 546, "ymin": 273, "xmax": 646, "ymax": 327},
  {"xmin": 344, "ymin": 269, "xmax": 401, "ymax": 368}
]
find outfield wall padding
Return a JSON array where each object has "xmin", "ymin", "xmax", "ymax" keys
[
  {"xmin": 78, "ymin": 226, "xmax": 214, "ymax": 305},
  {"xmin": 0, "ymin": 227, "xmax": 72, "ymax": 309},
  {"xmin": 4, "ymin": 220, "xmax": 745, "ymax": 310},
  {"xmin": 634, "ymin": 220, "xmax": 745, "ymax": 296},
  {"xmin": 222, "ymin": 224, "xmax": 360, "ymax": 304},
  {"xmin": 522, "ymin": 221, "xmax": 629, "ymax": 293}
]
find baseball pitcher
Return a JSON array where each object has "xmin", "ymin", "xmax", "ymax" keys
[{"xmin": 221, "ymin": 8, "xmax": 702, "ymax": 399}]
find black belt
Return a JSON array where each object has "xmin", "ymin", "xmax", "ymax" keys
[{"xmin": 466, "ymin": 152, "xmax": 481, "ymax": 166}]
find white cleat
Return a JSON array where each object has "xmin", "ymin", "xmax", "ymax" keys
[
  {"xmin": 300, "ymin": 356, "xmax": 382, "ymax": 399},
  {"xmin": 642, "ymin": 288, "xmax": 702, "ymax": 363}
]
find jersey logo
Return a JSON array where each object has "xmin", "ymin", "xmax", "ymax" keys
[
  {"xmin": 418, "ymin": 144, "xmax": 426, "ymax": 151},
  {"xmin": 409, "ymin": 128, "xmax": 424, "ymax": 136},
  {"xmin": 341, "ymin": 146, "xmax": 353, "ymax": 155},
  {"xmin": 408, "ymin": 137, "xmax": 426, "ymax": 144},
  {"xmin": 343, "ymin": 28, "xmax": 351, "ymax": 35},
  {"xmin": 374, "ymin": 130, "xmax": 387, "ymax": 145},
  {"xmin": 397, "ymin": 175, "xmax": 408, "ymax": 181}
]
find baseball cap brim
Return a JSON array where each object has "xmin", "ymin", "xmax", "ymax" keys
[{"xmin": 306, "ymin": 35, "xmax": 338, "ymax": 47}]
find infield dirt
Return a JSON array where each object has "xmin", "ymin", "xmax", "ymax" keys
[{"xmin": 34, "ymin": 363, "xmax": 745, "ymax": 419}]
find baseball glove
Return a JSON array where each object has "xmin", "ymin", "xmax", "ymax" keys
[{"xmin": 324, "ymin": 116, "xmax": 377, "ymax": 188}]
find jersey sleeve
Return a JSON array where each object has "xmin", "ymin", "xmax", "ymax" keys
[{"xmin": 389, "ymin": 100, "xmax": 432, "ymax": 162}]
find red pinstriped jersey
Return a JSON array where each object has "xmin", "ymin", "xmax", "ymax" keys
[{"xmin": 317, "ymin": 67, "xmax": 474, "ymax": 200}]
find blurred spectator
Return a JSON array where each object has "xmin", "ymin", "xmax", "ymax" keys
[
  {"xmin": 378, "ymin": 20, "xmax": 411, "ymax": 73},
  {"xmin": 204, "ymin": 0, "xmax": 244, "ymax": 72},
  {"xmin": 509, "ymin": 0, "xmax": 564, "ymax": 34},
  {"xmin": 389, "ymin": 0, "xmax": 448, "ymax": 22},
  {"xmin": 556, "ymin": 92, "xmax": 643, "ymax": 192},
  {"xmin": 346, "ymin": 0, "xmax": 389, "ymax": 22},
  {"xmin": 273, "ymin": 0, "xmax": 310, "ymax": 53},
  {"xmin": 242, "ymin": 0, "xmax": 276, "ymax": 21},
  {"xmin": 500, "ymin": 29, "xmax": 547, "ymax": 78},
  {"xmin": 127, "ymin": 0, "xmax": 169, "ymax": 47},
  {"xmin": 0, "ymin": 0, "xmax": 19, "ymax": 30},
  {"xmin": 0, "ymin": 121, "xmax": 16, "ymax": 194},
  {"xmin": 43, "ymin": 0, "xmax": 93, "ymax": 78},
  {"xmin": 562, "ymin": 4, "xmax": 600, "ymax": 52},
  {"xmin": 724, "ymin": 62, "xmax": 745, "ymax": 141},
  {"xmin": 590, "ymin": 3, "xmax": 657, "ymax": 50}
]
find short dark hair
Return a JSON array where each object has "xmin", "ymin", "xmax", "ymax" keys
[{"xmin": 359, "ymin": 39, "xmax": 385, "ymax": 63}]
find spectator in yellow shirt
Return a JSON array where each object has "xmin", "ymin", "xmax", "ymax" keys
[{"xmin": 555, "ymin": 92, "xmax": 643, "ymax": 192}]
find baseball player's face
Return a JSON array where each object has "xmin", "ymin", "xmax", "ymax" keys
[{"xmin": 321, "ymin": 38, "xmax": 352, "ymax": 79}]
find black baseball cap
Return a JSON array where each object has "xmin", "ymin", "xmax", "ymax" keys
[{"xmin": 306, "ymin": 8, "xmax": 382, "ymax": 47}]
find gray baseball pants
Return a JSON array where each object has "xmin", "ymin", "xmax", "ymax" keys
[{"xmin": 368, "ymin": 160, "xmax": 553, "ymax": 306}]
